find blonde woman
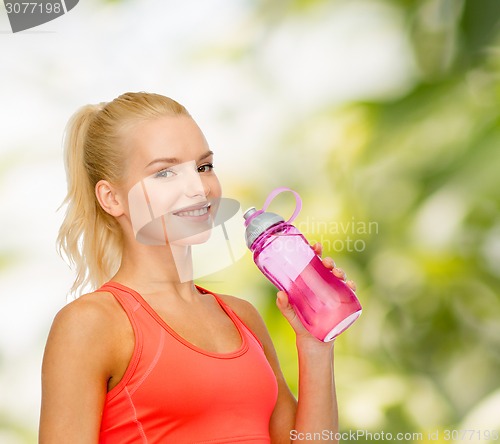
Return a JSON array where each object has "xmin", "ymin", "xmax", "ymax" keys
[{"xmin": 39, "ymin": 92, "xmax": 355, "ymax": 443}]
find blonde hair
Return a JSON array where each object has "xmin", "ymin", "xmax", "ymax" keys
[{"xmin": 57, "ymin": 92, "xmax": 190, "ymax": 297}]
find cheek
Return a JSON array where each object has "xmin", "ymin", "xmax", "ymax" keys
[
  {"xmin": 209, "ymin": 175, "xmax": 222, "ymax": 197},
  {"xmin": 147, "ymin": 185, "xmax": 181, "ymax": 217},
  {"xmin": 129, "ymin": 178, "xmax": 182, "ymax": 220}
]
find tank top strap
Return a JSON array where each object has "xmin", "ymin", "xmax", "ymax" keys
[
  {"xmin": 97, "ymin": 281, "xmax": 143, "ymax": 315},
  {"xmin": 95, "ymin": 281, "xmax": 145, "ymax": 402}
]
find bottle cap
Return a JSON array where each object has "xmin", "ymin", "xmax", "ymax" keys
[
  {"xmin": 243, "ymin": 187, "xmax": 302, "ymax": 249},
  {"xmin": 243, "ymin": 207, "xmax": 284, "ymax": 248}
]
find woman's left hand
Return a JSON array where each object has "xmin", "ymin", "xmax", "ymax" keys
[{"xmin": 276, "ymin": 242, "xmax": 357, "ymax": 341}]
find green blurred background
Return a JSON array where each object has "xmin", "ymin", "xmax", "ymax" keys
[{"xmin": 1, "ymin": 0, "xmax": 499, "ymax": 442}]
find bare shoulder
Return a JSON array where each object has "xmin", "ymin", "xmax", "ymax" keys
[
  {"xmin": 50, "ymin": 290, "xmax": 119, "ymax": 337},
  {"xmin": 42, "ymin": 290, "xmax": 128, "ymax": 387},
  {"xmin": 216, "ymin": 293, "xmax": 266, "ymax": 332},
  {"xmin": 46, "ymin": 290, "xmax": 125, "ymax": 367}
]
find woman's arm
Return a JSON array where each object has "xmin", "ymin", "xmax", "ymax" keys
[
  {"xmin": 294, "ymin": 339, "xmax": 337, "ymax": 441},
  {"xmin": 39, "ymin": 294, "xmax": 116, "ymax": 443},
  {"xmin": 275, "ymin": 291, "xmax": 338, "ymax": 444}
]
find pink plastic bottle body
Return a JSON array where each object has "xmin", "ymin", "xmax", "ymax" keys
[{"xmin": 251, "ymin": 222, "xmax": 362, "ymax": 341}]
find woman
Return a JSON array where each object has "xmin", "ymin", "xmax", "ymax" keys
[{"xmin": 39, "ymin": 92, "xmax": 356, "ymax": 443}]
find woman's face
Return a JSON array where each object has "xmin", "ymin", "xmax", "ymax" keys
[{"xmin": 121, "ymin": 115, "xmax": 222, "ymax": 246}]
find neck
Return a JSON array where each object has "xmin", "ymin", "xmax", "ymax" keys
[{"xmin": 111, "ymin": 239, "xmax": 199, "ymax": 301}]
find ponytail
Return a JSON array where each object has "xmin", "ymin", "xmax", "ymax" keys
[
  {"xmin": 57, "ymin": 104, "xmax": 122, "ymax": 297},
  {"xmin": 57, "ymin": 92, "xmax": 190, "ymax": 298}
]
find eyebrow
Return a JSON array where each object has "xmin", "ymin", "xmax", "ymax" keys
[{"xmin": 145, "ymin": 150, "xmax": 214, "ymax": 169}]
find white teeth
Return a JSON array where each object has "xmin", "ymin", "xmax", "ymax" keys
[{"xmin": 176, "ymin": 206, "xmax": 208, "ymax": 217}]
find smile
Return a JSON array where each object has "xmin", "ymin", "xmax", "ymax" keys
[
  {"xmin": 176, "ymin": 207, "xmax": 209, "ymax": 217},
  {"xmin": 173, "ymin": 202, "xmax": 211, "ymax": 218}
]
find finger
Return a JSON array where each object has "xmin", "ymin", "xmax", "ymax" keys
[
  {"xmin": 322, "ymin": 256, "xmax": 335, "ymax": 269},
  {"xmin": 276, "ymin": 290, "xmax": 290, "ymax": 310},
  {"xmin": 346, "ymin": 280, "xmax": 357, "ymax": 292},
  {"xmin": 312, "ymin": 242, "xmax": 323, "ymax": 256},
  {"xmin": 332, "ymin": 267, "xmax": 346, "ymax": 280}
]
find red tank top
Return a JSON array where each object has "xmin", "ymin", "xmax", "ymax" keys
[{"xmin": 97, "ymin": 281, "xmax": 278, "ymax": 444}]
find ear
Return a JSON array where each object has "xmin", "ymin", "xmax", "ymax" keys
[{"xmin": 95, "ymin": 179, "xmax": 125, "ymax": 217}]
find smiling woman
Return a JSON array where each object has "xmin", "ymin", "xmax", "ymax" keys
[{"xmin": 39, "ymin": 91, "xmax": 351, "ymax": 444}]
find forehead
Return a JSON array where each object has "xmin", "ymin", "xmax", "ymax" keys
[{"xmin": 124, "ymin": 115, "xmax": 210, "ymax": 165}]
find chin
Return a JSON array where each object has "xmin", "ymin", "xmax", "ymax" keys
[{"xmin": 171, "ymin": 228, "xmax": 213, "ymax": 246}]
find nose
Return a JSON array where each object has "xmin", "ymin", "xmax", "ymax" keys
[{"xmin": 183, "ymin": 168, "xmax": 210, "ymax": 198}]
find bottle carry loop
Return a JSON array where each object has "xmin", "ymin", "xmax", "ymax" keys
[{"xmin": 244, "ymin": 187, "xmax": 302, "ymax": 227}]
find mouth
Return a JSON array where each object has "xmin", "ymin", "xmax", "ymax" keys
[{"xmin": 172, "ymin": 202, "xmax": 211, "ymax": 218}]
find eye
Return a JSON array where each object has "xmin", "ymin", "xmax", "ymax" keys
[
  {"xmin": 197, "ymin": 163, "xmax": 214, "ymax": 173},
  {"xmin": 154, "ymin": 168, "xmax": 176, "ymax": 179}
]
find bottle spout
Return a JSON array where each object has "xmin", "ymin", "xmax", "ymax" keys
[
  {"xmin": 243, "ymin": 207, "xmax": 257, "ymax": 220},
  {"xmin": 243, "ymin": 207, "xmax": 265, "ymax": 227}
]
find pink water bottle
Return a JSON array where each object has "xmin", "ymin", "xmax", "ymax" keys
[{"xmin": 244, "ymin": 187, "xmax": 362, "ymax": 341}]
